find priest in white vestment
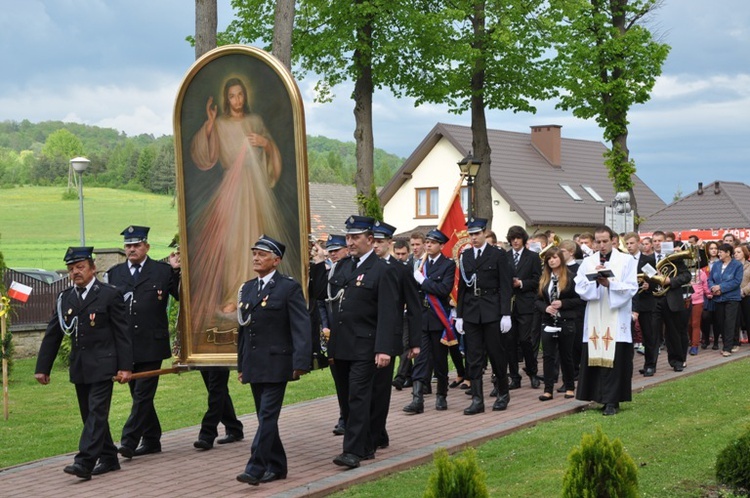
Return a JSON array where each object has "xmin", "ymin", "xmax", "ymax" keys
[{"xmin": 574, "ymin": 226, "xmax": 638, "ymax": 415}]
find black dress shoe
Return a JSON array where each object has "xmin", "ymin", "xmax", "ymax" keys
[
  {"xmin": 217, "ymin": 434, "xmax": 243, "ymax": 444},
  {"xmin": 529, "ymin": 376, "xmax": 541, "ymax": 389},
  {"xmin": 643, "ymin": 367, "xmax": 655, "ymax": 377},
  {"xmin": 259, "ymin": 470, "xmax": 287, "ymax": 483},
  {"xmin": 449, "ymin": 379, "xmax": 463, "ymax": 388},
  {"xmin": 193, "ymin": 439, "xmax": 213, "ymax": 450},
  {"xmin": 557, "ymin": 385, "xmax": 567, "ymax": 393},
  {"xmin": 133, "ymin": 444, "xmax": 161, "ymax": 457},
  {"xmin": 538, "ymin": 393, "xmax": 553, "ymax": 402},
  {"xmin": 91, "ymin": 460, "xmax": 121, "ymax": 476},
  {"xmin": 391, "ymin": 378, "xmax": 404, "ymax": 390},
  {"xmin": 402, "ymin": 378, "xmax": 413, "ymax": 388},
  {"xmin": 602, "ymin": 403, "xmax": 618, "ymax": 416},
  {"xmin": 63, "ymin": 463, "xmax": 92, "ymax": 480},
  {"xmin": 673, "ymin": 364, "xmax": 684, "ymax": 372},
  {"xmin": 492, "ymin": 393, "xmax": 510, "ymax": 411},
  {"xmin": 489, "ymin": 386, "xmax": 498, "ymax": 397},
  {"xmin": 236, "ymin": 472, "xmax": 260, "ymax": 485},
  {"xmin": 435, "ymin": 394, "xmax": 448, "ymax": 411},
  {"xmin": 332, "ymin": 424, "xmax": 345, "ymax": 436},
  {"xmin": 508, "ymin": 379, "xmax": 521, "ymax": 390},
  {"xmin": 118, "ymin": 446, "xmax": 135, "ymax": 459},
  {"xmin": 333, "ymin": 452, "xmax": 361, "ymax": 469}
]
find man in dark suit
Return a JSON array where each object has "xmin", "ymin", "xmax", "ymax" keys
[
  {"xmin": 328, "ymin": 216, "xmax": 400, "ymax": 469},
  {"xmin": 371, "ymin": 222, "xmax": 420, "ymax": 446},
  {"xmin": 505, "ymin": 226, "xmax": 542, "ymax": 390},
  {"xmin": 106, "ymin": 226, "xmax": 180, "ymax": 459},
  {"xmin": 35, "ymin": 247, "xmax": 133, "ymax": 480},
  {"xmin": 455, "ymin": 218, "xmax": 513, "ymax": 415},
  {"xmin": 406, "ymin": 229, "xmax": 456, "ymax": 413},
  {"xmin": 624, "ymin": 232, "xmax": 657, "ymax": 376},
  {"xmin": 235, "ymin": 235, "xmax": 312, "ymax": 486},
  {"xmin": 651, "ymin": 230, "xmax": 692, "ymax": 372}
]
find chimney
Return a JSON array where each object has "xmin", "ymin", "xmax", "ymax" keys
[
  {"xmin": 715, "ymin": 181, "xmax": 721, "ymax": 195},
  {"xmin": 530, "ymin": 125, "xmax": 562, "ymax": 167},
  {"xmin": 697, "ymin": 182, "xmax": 703, "ymax": 195}
]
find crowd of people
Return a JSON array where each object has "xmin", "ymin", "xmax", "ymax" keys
[{"xmin": 34, "ymin": 218, "xmax": 748, "ymax": 485}]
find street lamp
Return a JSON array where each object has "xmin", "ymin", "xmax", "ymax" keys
[
  {"xmin": 458, "ymin": 151, "xmax": 482, "ymax": 219},
  {"xmin": 70, "ymin": 157, "xmax": 90, "ymax": 246}
]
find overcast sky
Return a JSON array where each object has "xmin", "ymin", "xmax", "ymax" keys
[{"xmin": 1, "ymin": 0, "xmax": 748, "ymax": 203}]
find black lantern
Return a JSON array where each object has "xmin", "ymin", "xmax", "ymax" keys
[{"xmin": 458, "ymin": 152, "xmax": 482, "ymax": 218}]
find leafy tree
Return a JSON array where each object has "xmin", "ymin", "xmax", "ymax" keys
[
  {"xmin": 549, "ymin": 0, "xmax": 670, "ymax": 222},
  {"xmin": 136, "ymin": 143, "xmax": 157, "ymax": 189},
  {"xmin": 150, "ymin": 141, "xmax": 176, "ymax": 194},
  {"xmin": 38, "ymin": 128, "xmax": 85, "ymax": 183}
]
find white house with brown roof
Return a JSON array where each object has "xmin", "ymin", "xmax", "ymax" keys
[{"xmin": 380, "ymin": 123, "xmax": 665, "ymax": 241}]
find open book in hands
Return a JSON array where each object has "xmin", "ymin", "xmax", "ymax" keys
[{"xmin": 585, "ymin": 268, "xmax": 615, "ymax": 281}]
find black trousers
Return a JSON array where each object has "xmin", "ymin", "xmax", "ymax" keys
[
  {"xmin": 636, "ymin": 310, "xmax": 655, "ymax": 369},
  {"xmin": 448, "ymin": 340, "xmax": 466, "ymax": 380},
  {"xmin": 244, "ymin": 382, "xmax": 287, "ymax": 478},
  {"xmin": 507, "ymin": 312, "xmax": 537, "ymax": 380},
  {"xmin": 413, "ymin": 329, "xmax": 449, "ymax": 395},
  {"xmin": 540, "ymin": 322, "xmax": 576, "ymax": 394},
  {"xmin": 329, "ymin": 362, "xmax": 348, "ymax": 428},
  {"xmin": 653, "ymin": 298, "xmax": 689, "ymax": 369},
  {"xmin": 75, "ymin": 380, "xmax": 117, "ymax": 470},
  {"xmin": 332, "ymin": 359, "xmax": 376, "ymax": 458},
  {"xmin": 463, "ymin": 320, "xmax": 508, "ymax": 396},
  {"xmin": 715, "ymin": 301, "xmax": 739, "ymax": 352},
  {"xmin": 370, "ymin": 360, "xmax": 395, "ymax": 449},
  {"xmin": 198, "ymin": 368, "xmax": 244, "ymax": 443},
  {"xmin": 120, "ymin": 360, "xmax": 163, "ymax": 449}
]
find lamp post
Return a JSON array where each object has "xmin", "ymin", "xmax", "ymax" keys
[
  {"xmin": 70, "ymin": 157, "xmax": 90, "ymax": 246},
  {"xmin": 458, "ymin": 152, "xmax": 482, "ymax": 219}
]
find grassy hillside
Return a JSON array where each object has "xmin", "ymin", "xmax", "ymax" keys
[{"xmin": 0, "ymin": 186, "xmax": 178, "ymax": 270}]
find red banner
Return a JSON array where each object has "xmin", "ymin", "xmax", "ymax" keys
[{"xmin": 438, "ymin": 193, "xmax": 471, "ymax": 304}]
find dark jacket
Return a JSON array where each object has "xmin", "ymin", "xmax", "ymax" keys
[
  {"xmin": 507, "ymin": 248, "xmax": 541, "ymax": 315},
  {"xmin": 106, "ymin": 257, "xmax": 179, "ymax": 363},
  {"xmin": 386, "ymin": 255, "xmax": 422, "ymax": 353},
  {"xmin": 237, "ymin": 272, "xmax": 312, "ymax": 383},
  {"xmin": 632, "ymin": 253, "xmax": 656, "ymax": 313},
  {"xmin": 534, "ymin": 269, "xmax": 585, "ymax": 325},
  {"xmin": 654, "ymin": 255, "xmax": 692, "ymax": 311},
  {"xmin": 328, "ymin": 252, "xmax": 400, "ymax": 360},
  {"xmin": 456, "ymin": 244, "xmax": 513, "ymax": 323},
  {"xmin": 36, "ymin": 280, "xmax": 132, "ymax": 384},
  {"xmin": 417, "ymin": 253, "xmax": 456, "ymax": 331}
]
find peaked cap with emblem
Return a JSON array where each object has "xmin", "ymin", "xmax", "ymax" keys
[
  {"xmin": 121, "ymin": 225, "xmax": 150, "ymax": 244},
  {"xmin": 64, "ymin": 246, "xmax": 95, "ymax": 265}
]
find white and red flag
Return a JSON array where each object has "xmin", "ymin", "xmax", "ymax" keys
[{"xmin": 8, "ymin": 281, "xmax": 33, "ymax": 303}]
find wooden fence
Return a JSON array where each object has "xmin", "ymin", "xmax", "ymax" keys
[{"xmin": 2, "ymin": 269, "xmax": 69, "ymax": 328}]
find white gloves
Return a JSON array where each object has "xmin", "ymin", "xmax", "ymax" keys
[
  {"xmin": 500, "ymin": 315, "xmax": 512, "ymax": 333},
  {"xmin": 413, "ymin": 269, "xmax": 425, "ymax": 285},
  {"xmin": 581, "ymin": 244, "xmax": 594, "ymax": 256},
  {"xmin": 455, "ymin": 318, "xmax": 464, "ymax": 335}
]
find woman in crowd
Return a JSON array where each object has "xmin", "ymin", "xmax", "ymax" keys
[
  {"xmin": 534, "ymin": 247, "xmax": 584, "ymax": 401},
  {"xmin": 708, "ymin": 243, "xmax": 743, "ymax": 357},
  {"xmin": 733, "ymin": 245, "xmax": 750, "ymax": 352},
  {"xmin": 701, "ymin": 241, "xmax": 721, "ymax": 349},
  {"xmin": 687, "ymin": 255, "xmax": 710, "ymax": 356}
]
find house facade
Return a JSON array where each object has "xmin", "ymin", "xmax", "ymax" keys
[{"xmin": 381, "ymin": 123, "xmax": 665, "ymax": 241}]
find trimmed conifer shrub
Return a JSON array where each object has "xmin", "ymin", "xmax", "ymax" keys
[
  {"xmin": 562, "ymin": 426, "xmax": 639, "ymax": 498},
  {"xmin": 715, "ymin": 426, "xmax": 750, "ymax": 494},
  {"xmin": 424, "ymin": 447, "xmax": 489, "ymax": 498}
]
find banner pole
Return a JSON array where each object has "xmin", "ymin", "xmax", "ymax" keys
[{"xmin": 1, "ymin": 304, "xmax": 8, "ymax": 421}]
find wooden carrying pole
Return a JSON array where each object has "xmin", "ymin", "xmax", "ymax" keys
[{"xmin": 112, "ymin": 366, "xmax": 184, "ymax": 383}]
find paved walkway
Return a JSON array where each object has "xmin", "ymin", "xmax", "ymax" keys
[{"xmin": 1, "ymin": 346, "xmax": 747, "ymax": 497}]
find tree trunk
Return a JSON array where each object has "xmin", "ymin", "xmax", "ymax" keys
[
  {"xmin": 352, "ymin": 12, "xmax": 375, "ymax": 215},
  {"xmin": 470, "ymin": 1, "xmax": 493, "ymax": 228},
  {"xmin": 272, "ymin": 0, "xmax": 295, "ymax": 69},
  {"xmin": 195, "ymin": 0, "xmax": 217, "ymax": 59}
]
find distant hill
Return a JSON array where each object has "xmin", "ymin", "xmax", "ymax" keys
[{"xmin": 0, "ymin": 120, "xmax": 405, "ymax": 192}]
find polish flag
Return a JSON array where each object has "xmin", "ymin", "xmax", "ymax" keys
[
  {"xmin": 8, "ymin": 281, "xmax": 33, "ymax": 303},
  {"xmin": 437, "ymin": 182, "xmax": 471, "ymax": 304}
]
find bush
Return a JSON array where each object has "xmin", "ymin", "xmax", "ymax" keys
[
  {"xmin": 562, "ymin": 426, "xmax": 639, "ymax": 498},
  {"xmin": 55, "ymin": 335, "xmax": 72, "ymax": 368},
  {"xmin": 424, "ymin": 447, "xmax": 489, "ymax": 498},
  {"xmin": 715, "ymin": 425, "xmax": 750, "ymax": 494}
]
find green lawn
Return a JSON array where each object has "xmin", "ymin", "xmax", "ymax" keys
[
  {"xmin": 0, "ymin": 186, "xmax": 178, "ymax": 270},
  {"xmin": 332, "ymin": 360, "xmax": 750, "ymax": 498}
]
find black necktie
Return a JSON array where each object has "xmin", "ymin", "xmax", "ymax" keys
[
  {"xmin": 476, "ymin": 249, "xmax": 482, "ymax": 260},
  {"xmin": 425, "ymin": 259, "xmax": 432, "ymax": 272},
  {"xmin": 257, "ymin": 279, "xmax": 264, "ymax": 296},
  {"xmin": 132, "ymin": 263, "xmax": 141, "ymax": 283},
  {"xmin": 76, "ymin": 286, "xmax": 86, "ymax": 302},
  {"xmin": 352, "ymin": 257, "xmax": 360, "ymax": 267}
]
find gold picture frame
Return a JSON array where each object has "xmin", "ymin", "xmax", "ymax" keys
[{"xmin": 173, "ymin": 45, "xmax": 310, "ymax": 366}]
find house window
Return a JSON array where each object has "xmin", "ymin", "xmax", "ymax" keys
[
  {"xmin": 581, "ymin": 184, "xmax": 605, "ymax": 202},
  {"xmin": 460, "ymin": 186, "xmax": 473, "ymax": 214},
  {"xmin": 416, "ymin": 187, "xmax": 439, "ymax": 218},
  {"xmin": 559, "ymin": 183, "xmax": 583, "ymax": 202}
]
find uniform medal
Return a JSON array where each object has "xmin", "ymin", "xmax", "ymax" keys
[
  {"xmin": 261, "ymin": 295, "xmax": 269, "ymax": 307},
  {"xmin": 356, "ymin": 274, "xmax": 364, "ymax": 286},
  {"xmin": 157, "ymin": 290, "xmax": 163, "ymax": 301},
  {"xmin": 90, "ymin": 313, "xmax": 96, "ymax": 327}
]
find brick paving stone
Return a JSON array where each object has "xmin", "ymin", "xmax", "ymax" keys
[{"xmin": 1, "ymin": 345, "xmax": 746, "ymax": 497}]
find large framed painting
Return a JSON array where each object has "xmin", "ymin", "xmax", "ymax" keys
[{"xmin": 173, "ymin": 45, "xmax": 310, "ymax": 366}]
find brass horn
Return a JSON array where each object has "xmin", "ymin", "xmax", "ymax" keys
[
  {"xmin": 639, "ymin": 244, "xmax": 700, "ymax": 297},
  {"xmin": 539, "ymin": 234, "xmax": 561, "ymax": 259}
]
